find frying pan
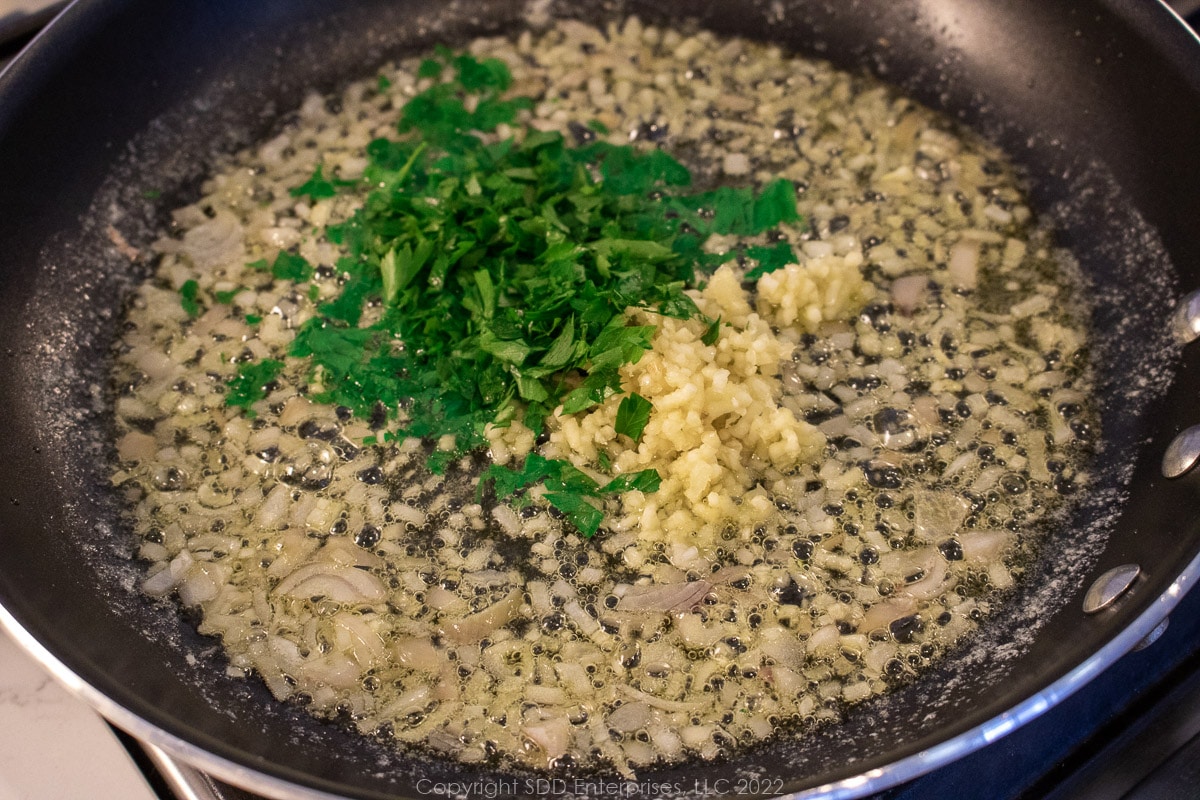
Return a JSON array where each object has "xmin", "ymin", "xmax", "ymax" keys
[{"xmin": 1, "ymin": 1, "xmax": 1199, "ymax": 798}]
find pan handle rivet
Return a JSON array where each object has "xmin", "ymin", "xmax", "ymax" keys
[
  {"xmin": 1133, "ymin": 617, "xmax": 1169, "ymax": 651},
  {"xmin": 1162, "ymin": 425, "xmax": 1200, "ymax": 478},
  {"xmin": 1172, "ymin": 289, "xmax": 1200, "ymax": 344},
  {"xmin": 1083, "ymin": 563, "xmax": 1140, "ymax": 614}
]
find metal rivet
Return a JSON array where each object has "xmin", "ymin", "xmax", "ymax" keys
[
  {"xmin": 1163, "ymin": 425, "xmax": 1200, "ymax": 478},
  {"xmin": 1133, "ymin": 617, "xmax": 1169, "ymax": 651},
  {"xmin": 1083, "ymin": 564, "xmax": 1140, "ymax": 614},
  {"xmin": 1173, "ymin": 289, "xmax": 1200, "ymax": 344}
]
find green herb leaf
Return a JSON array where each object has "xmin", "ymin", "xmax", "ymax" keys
[
  {"xmin": 515, "ymin": 373, "xmax": 549, "ymax": 403},
  {"xmin": 225, "ymin": 359, "xmax": 284, "ymax": 416},
  {"xmin": 479, "ymin": 331, "xmax": 532, "ymax": 365},
  {"xmin": 615, "ymin": 393, "xmax": 653, "ymax": 442},
  {"xmin": 379, "ymin": 249, "xmax": 399, "ymax": 305},
  {"xmin": 474, "ymin": 270, "xmax": 497, "ymax": 319},
  {"xmin": 561, "ymin": 369, "xmax": 622, "ymax": 415},
  {"xmin": 480, "ymin": 454, "xmax": 587, "ymax": 500},
  {"xmin": 290, "ymin": 165, "xmax": 339, "ymax": 201},
  {"xmin": 417, "ymin": 58, "xmax": 443, "ymax": 79},
  {"xmin": 480, "ymin": 453, "xmax": 656, "ymax": 537},
  {"xmin": 701, "ymin": 315, "xmax": 722, "ymax": 346},
  {"xmin": 589, "ymin": 322, "xmax": 655, "ymax": 372},
  {"xmin": 426, "ymin": 449, "xmax": 456, "ymax": 474},
  {"xmin": 538, "ymin": 316, "xmax": 577, "ymax": 370},
  {"xmin": 752, "ymin": 178, "xmax": 802, "ymax": 231},
  {"xmin": 599, "ymin": 469, "xmax": 661, "ymax": 494},
  {"xmin": 214, "ymin": 288, "xmax": 244, "ymax": 304},
  {"xmin": 271, "ymin": 252, "xmax": 314, "ymax": 282},
  {"xmin": 180, "ymin": 280, "xmax": 201, "ymax": 318},
  {"xmin": 381, "ymin": 238, "xmax": 434, "ymax": 304},
  {"xmin": 743, "ymin": 242, "xmax": 796, "ymax": 279},
  {"xmin": 453, "ymin": 54, "xmax": 512, "ymax": 92},
  {"xmin": 543, "ymin": 491, "xmax": 605, "ymax": 537}
]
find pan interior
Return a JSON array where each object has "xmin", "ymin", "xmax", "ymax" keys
[{"xmin": 0, "ymin": 0, "xmax": 1195, "ymax": 797}]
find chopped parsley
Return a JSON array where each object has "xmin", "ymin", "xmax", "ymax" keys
[
  {"xmin": 480, "ymin": 453, "xmax": 660, "ymax": 537},
  {"xmin": 179, "ymin": 279, "xmax": 201, "ymax": 318},
  {"xmin": 743, "ymin": 242, "xmax": 799, "ymax": 279},
  {"xmin": 615, "ymin": 393, "xmax": 653, "ymax": 443},
  {"xmin": 290, "ymin": 164, "xmax": 356, "ymax": 202},
  {"xmin": 271, "ymin": 251, "xmax": 314, "ymax": 282},
  {"xmin": 218, "ymin": 50, "xmax": 803, "ymax": 535},
  {"xmin": 225, "ymin": 359, "xmax": 284, "ymax": 417}
]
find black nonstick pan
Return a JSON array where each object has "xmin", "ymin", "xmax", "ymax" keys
[{"xmin": 1, "ymin": 1, "xmax": 1200, "ymax": 798}]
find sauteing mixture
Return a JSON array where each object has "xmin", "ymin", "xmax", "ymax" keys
[{"xmin": 110, "ymin": 19, "xmax": 1095, "ymax": 775}]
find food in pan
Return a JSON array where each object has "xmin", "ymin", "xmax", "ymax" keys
[{"xmin": 110, "ymin": 18, "xmax": 1096, "ymax": 774}]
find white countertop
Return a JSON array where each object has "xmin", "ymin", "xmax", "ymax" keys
[
  {"xmin": 0, "ymin": 0, "xmax": 61, "ymax": 56},
  {"xmin": 0, "ymin": 0, "xmax": 58, "ymax": 28},
  {"xmin": 0, "ymin": 629, "xmax": 158, "ymax": 800},
  {"xmin": 0, "ymin": 0, "xmax": 55, "ymax": 16}
]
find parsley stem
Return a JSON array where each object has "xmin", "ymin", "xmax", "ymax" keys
[{"xmin": 395, "ymin": 141, "xmax": 428, "ymax": 186}]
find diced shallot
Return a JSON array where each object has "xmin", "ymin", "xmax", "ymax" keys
[
  {"xmin": 607, "ymin": 701, "xmax": 653, "ymax": 733},
  {"xmin": 898, "ymin": 550, "xmax": 950, "ymax": 600},
  {"xmin": 440, "ymin": 589, "xmax": 522, "ymax": 643},
  {"xmin": 960, "ymin": 530, "xmax": 1011, "ymax": 563},
  {"xmin": 523, "ymin": 717, "xmax": 571, "ymax": 762},
  {"xmin": 615, "ymin": 580, "xmax": 714, "ymax": 613},
  {"xmin": 948, "ymin": 240, "xmax": 980, "ymax": 289},
  {"xmin": 180, "ymin": 210, "xmax": 243, "ymax": 271},
  {"xmin": 860, "ymin": 597, "xmax": 919, "ymax": 633},
  {"xmin": 891, "ymin": 274, "xmax": 929, "ymax": 314},
  {"xmin": 273, "ymin": 563, "xmax": 386, "ymax": 602}
]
